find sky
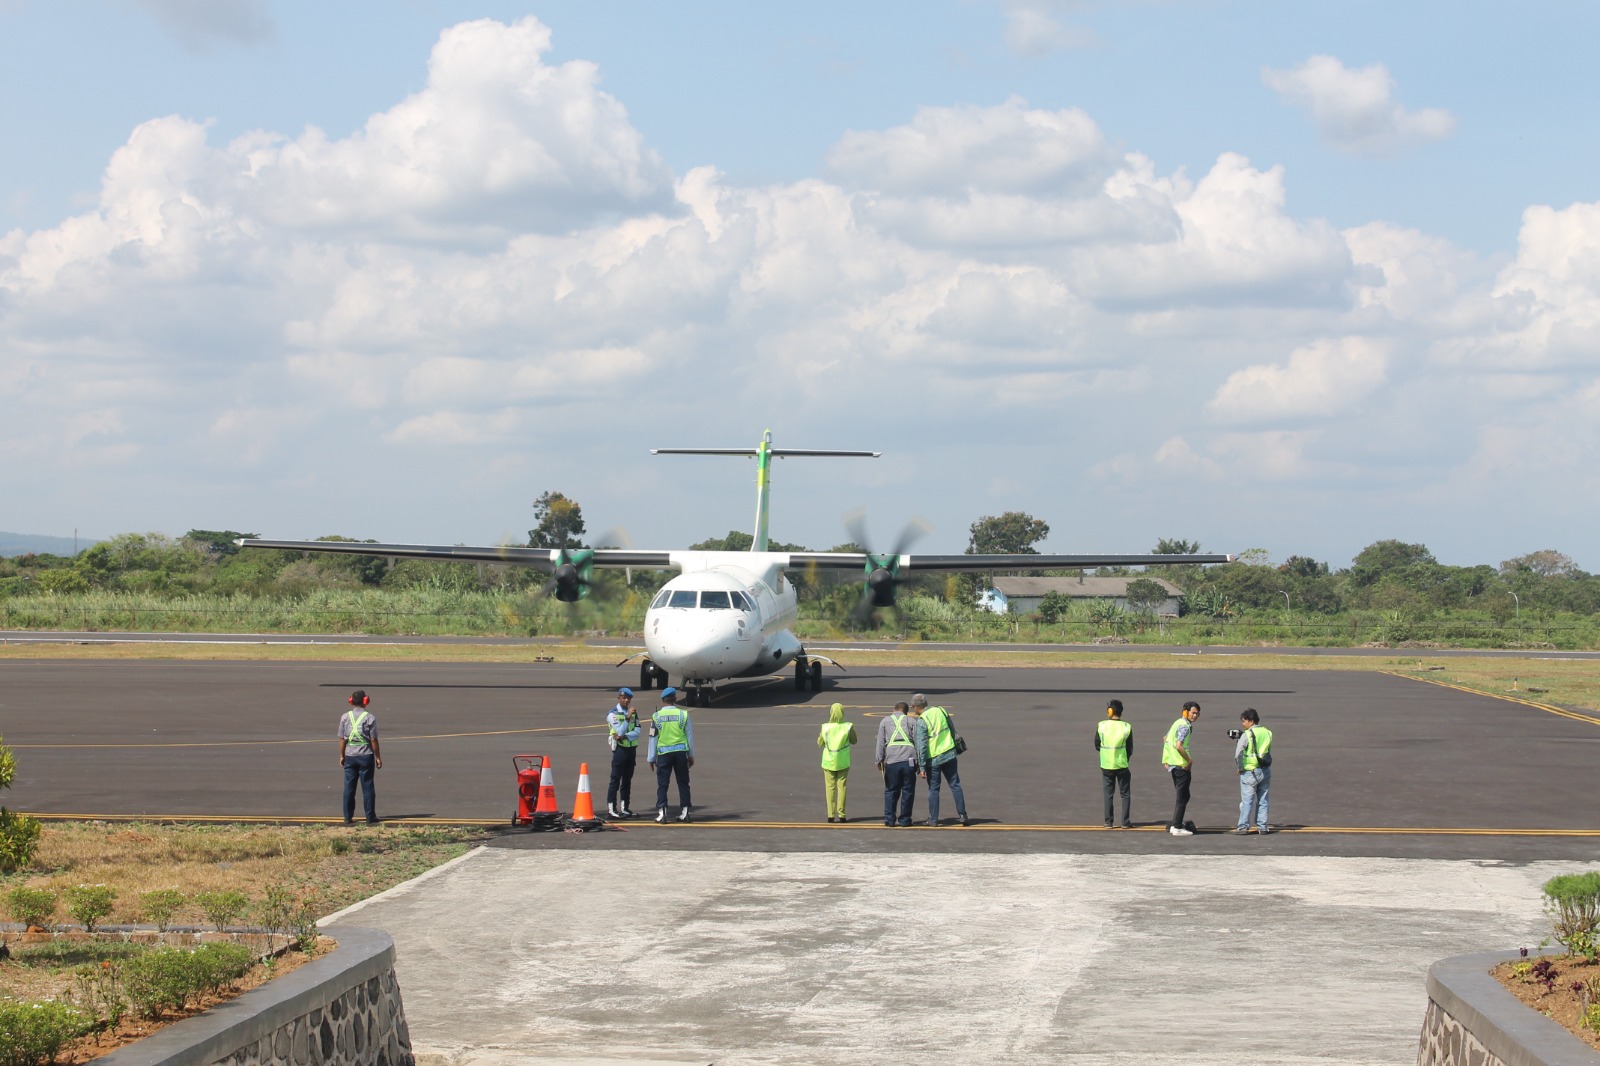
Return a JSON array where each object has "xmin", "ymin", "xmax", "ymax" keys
[{"xmin": 3, "ymin": 1, "xmax": 1600, "ymax": 570}]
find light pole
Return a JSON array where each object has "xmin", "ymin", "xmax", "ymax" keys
[
  {"xmin": 1510, "ymin": 591, "xmax": 1519, "ymax": 621},
  {"xmin": 1280, "ymin": 590, "xmax": 1291, "ymax": 613}
]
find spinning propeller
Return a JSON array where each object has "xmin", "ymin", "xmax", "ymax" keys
[{"xmin": 845, "ymin": 513, "xmax": 932, "ymax": 626}]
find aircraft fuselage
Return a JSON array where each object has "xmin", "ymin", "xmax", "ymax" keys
[{"xmin": 642, "ymin": 552, "xmax": 802, "ymax": 685}]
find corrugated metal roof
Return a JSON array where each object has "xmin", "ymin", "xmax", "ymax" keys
[{"xmin": 990, "ymin": 576, "xmax": 1181, "ymax": 598}]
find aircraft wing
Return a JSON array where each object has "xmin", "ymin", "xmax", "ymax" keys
[
  {"xmin": 786, "ymin": 552, "xmax": 1234, "ymax": 572},
  {"xmin": 235, "ymin": 539, "xmax": 676, "ymax": 569}
]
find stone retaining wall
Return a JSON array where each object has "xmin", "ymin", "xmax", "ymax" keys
[
  {"xmin": 1419, "ymin": 950, "xmax": 1600, "ymax": 1066},
  {"xmin": 94, "ymin": 927, "xmax": 413, "ymax": 1066}
]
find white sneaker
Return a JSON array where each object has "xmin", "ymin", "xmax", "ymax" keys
[
  {"xmin": 606, "ymin": 804, "xmax": 621, "ymax": 819},
  {"xmin": 679, "ymin": 807, "xmax": 691, "ymax": 822},
  {"xmin": 619, "ymin": 806, "xmax": 635, "ymax": 819},
  {"xmin": 1168, "ymin": 825, "xmax": 1194, "ymax": 836},
  {"xmin": 655, "ymin": 808, "xmax": 666, "ymax": 823}
]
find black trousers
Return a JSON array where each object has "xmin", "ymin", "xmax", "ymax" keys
[
  {"xmin": 1169, "ymin": 766, "xmax": 1192, "ymax": 828},
  {"xmin": 655, "ymin": 751, "xmax": 691, "ymax": 811},
  {"xmin": 607, "ymin": 745, "xmax": 637, "ymax": 806},
  {"xmin": 1101, "ymin": 768, "xmax": 1131, "ymax": 826}
]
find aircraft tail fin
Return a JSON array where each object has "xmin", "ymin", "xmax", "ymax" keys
[{"xmin": 651, "ymin": 431, "xmax": 880, "ymax": 551}]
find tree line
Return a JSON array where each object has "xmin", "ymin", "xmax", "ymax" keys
[{"xmin": 0, "ymin": 492, "xmax": 1594, "ymax": 643}]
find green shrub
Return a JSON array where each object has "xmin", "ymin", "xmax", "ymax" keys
[
  {"xmin": 63, "ymin": 884, "xmax": 116, "ymax": 933},
  {"xmin": 0, "ymin": 1000, "xmax": 94, "ymax": 1066},
  {"xmin": 192, "ymin": 890, "xmax": 249, "ymax": 932},
  {"xmin": 139, "ymin": 889, "xmax": 186, "ymax": 932},
  {"xmin": 73, "ymin": 960, "xmax": 127, "ymax": 1029},
  {"xmin": 121, "ymin": 944, "xmax": 254, "ymax": 1018},
  {"xmin": 190, "ymin": 943, "xmax": 253, "ymax": 994},
  {"xmin": 3, "ymin": 887, "xmax": 56, "ymax": 931},
  {"xmin": 1543, "ymin": 871, "xmax": 1600, "ymax": 958},
  {"xmin": 256, "ymin": 884, "xmax": 293, "ymax": 933},
  {"xmin": 12, "ymin": 941, "xmax": 142, "ymax": 966},
  {"xmin": 0, "ymin": 739, "xmax": 41, "ymax": 874}
]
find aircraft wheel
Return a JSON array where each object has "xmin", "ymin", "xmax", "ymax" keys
[
  {"xmin": 794, "ymin": 661, "xmax": 807, "ymax": 691},
  {"xmin": 809, "ymin": 661, "xmax": 823, "ymax": 691},
  {"xmin": 640, "ymin": 662, "xmax": 655, "ymax": 690}
]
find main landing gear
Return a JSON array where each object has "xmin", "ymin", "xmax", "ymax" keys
[{"xmin": 682, "ymin": 684, "xmax": 713, "ymax": 707}]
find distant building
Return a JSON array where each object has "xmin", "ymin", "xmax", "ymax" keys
[{"xmin": 990, "ymin": 575, "xmax": 1182, "ymax": 616}]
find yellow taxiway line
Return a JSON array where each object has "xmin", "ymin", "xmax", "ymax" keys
[{"xmin": 26, "ymin": 813, "xmax": 1600, "ymax": 836}]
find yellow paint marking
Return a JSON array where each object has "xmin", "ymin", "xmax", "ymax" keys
[
  {"xmin": 1386, "ymin": 671, "xmax": 1600, "ymax": 726},
  {"xmin": 29, "ymin": 814, "xmax": 1597, "ymax": 837}
]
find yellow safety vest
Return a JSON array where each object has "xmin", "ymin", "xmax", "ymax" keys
[
  {"xmin": 1241, "ymin": 726, "xmax": 1273, "ymax": 771},
  {"xmin": 343, "ymin": 711, "xmax": 372, "ymax": 748},
  {"xmin": 1097, "ymin": 718, "xmax": 1131, "ymax": 770},
  {"xmin": 654, "ymin": 707, "xmax": 689, "ymax": 752},
  {"xmin": 923, "ymin": 707, "xmax": 954, "ymax": 760},
  {"xmin": 819, "ymin": 722, "xmax": 854, "ymax": 771},
  {"xmin": 1162, "ymin": 717, "xmax": 1190, "ymax": 766}
]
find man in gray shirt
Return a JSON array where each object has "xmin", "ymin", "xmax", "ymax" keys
[
  {"xmin": 875, "ymin": 701, "xmax": 924, "ymax": 827},
  {"xmin": 339, "ymin": 689, "xmax": 383, "ymax": 825}
]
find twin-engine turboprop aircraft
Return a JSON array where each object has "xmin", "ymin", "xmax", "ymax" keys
[{"xmin": 239, "ymin": 432, "xmax": 1231, "ymax": 705}]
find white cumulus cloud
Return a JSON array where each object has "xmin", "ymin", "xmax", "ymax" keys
[
  {"xmin": 1209, "ymin": 337, "xmax": 1390, "ymax": 423},
  {"xmin": 1263, "ymin": 55, "xmax": 1455, "ymax": 157}
]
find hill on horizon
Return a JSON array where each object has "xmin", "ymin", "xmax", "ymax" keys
[{"xmin": 0, "ymin": 531, "xmax": 101, "ymax": 557}]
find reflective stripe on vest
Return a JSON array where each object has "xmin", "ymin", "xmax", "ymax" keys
[
  {"xmin": 924, "ymin": 707, "xmax": 954, "ymax": 759},
  {"xmin": 1162, "ymin": 717, "xmax": 1188, "ymax": 766},
  {"xmin": 654, "ymin": 707, "xmax": 689, "ymax": 752},
  {"xmin": 887, "ymin": 714, "xmax": 912, "ymax": 748},
  {"xmin": 1097, "ymin": 718, "xmax": 1131, "ymax": 770},
  {"xmin": 610, "ymin": 709, "xmax": 637, "ymax": 747},
  {"xmin": 820, "ymin": 722, "xmax": 853, "ymax": 771},
  {"xmin": 344, "ymin": 710, "xmax": 371, "ymax": 747},
  {"xmin": 1242, "ymin": 726, "xmax": 1273, "ymax": 771}
]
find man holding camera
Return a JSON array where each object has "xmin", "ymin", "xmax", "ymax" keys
[{"xmin": 1232, "ymin": 708, "xmax": 1274, "ymax": 835}]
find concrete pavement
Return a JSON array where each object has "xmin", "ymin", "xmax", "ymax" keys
[{"xmin": 329, "ymin": 846, "xmax": 1565, "ymax": 1065}]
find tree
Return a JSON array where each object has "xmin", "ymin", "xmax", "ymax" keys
[
  {"xmin": 967, "ymin": 512, "xmax": 1049, "ymax": 555},
  {"xmin": 528, "ymin": 492, "xmax": 586, "ymax": 550},
  {"xmin": 1501, "ymin": 550, "xmax": 1578, "ymax": 578},
  {"xmin": 1152, "ymin": 538, "xmax": 1201, "ymax": 556},
  {"xmin": 1124, "ymin": 578, "xmax": 1170, "ymax": 613},
  {"xmin": 1036, "ymin": 591, "xmax": 1073, "ymax": 623},
  {"xmin": 1349, "ymin": 540, "xmax": 1436, "ymax": 587},
  {"xmin": 1279, "ymin": 555, "xmax": 1328, "ymax": 578}
]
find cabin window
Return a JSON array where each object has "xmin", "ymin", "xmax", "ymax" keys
[
  {"xmin": 701, "ymin": 590, "xmax": 731, "ymax": 610},
  {"xmin": 668, "ymin": 590, "xmax": 698, "ymax": 609},
  {"xmin": 651, "ymin": 590, "xmax": 672, "ymax": 609},
  {"xmin": 730, "ymin": 591, "xmax": 751, "ymax": 611}
]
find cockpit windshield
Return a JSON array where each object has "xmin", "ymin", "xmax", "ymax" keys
[{"xmin": 649, "ymin": 588, "xmax": 756, "ymax": 610}]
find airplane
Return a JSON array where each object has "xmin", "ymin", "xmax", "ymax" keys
[{"xmin": 238, "ymin": 432, "xmax": 1232, "ymax": 705}]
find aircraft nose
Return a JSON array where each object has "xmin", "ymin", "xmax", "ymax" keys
[{"xmin": 656, "ymin": 614, "xmax": 750, "ymax": 676}]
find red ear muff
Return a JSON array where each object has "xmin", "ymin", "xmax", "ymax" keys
[
  {"xmin": 361, "ymin": 696, "xmax": 370, "ymax": 706},
  {"xmin": 348, "ymin": 696, "xmax": 356, "ymax": 706}
]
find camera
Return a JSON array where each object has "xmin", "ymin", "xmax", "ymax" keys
[{"xmin": 1227, "ymin": 728, "xmax": 1243, "ymax": 740}]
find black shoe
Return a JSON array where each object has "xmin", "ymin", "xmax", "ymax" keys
[
  {"xmin": 1258, "ymin": 826, "xmax": 1275, "ymax": 834},
  {"xmin": 826, "ymin": 817, "xmax": 836, "ymax": 824},
  {"xmin": 926, "ymin": 820, "xmax": 939, "ymax": 827},
  {"xmin": 960, "ymin": 815, "xmax": 970, "ymax": 827},
  {"xmin": 342, "ymin": 820, "xmax": 354, "ymax": 826},
  {"xmin": 365, "ymin": 819, "xmax": 381, "ymax": 826},
  {"xmin": 1103, "ymin": 823, "xmax": 1114, "ymax": 829},
  {"xmin": 884, "ymin": 820, "xmax": 894, "ymax": 827},
  {"xmin": 619, "ymin": 806, "xmax": 635, "ymax": 819},
  {"xmin": 1119, "ymin": 823, "xmax": 1134, "ymax": 830}
]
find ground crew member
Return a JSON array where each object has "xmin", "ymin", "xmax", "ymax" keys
[
  {"xmin": 605, "ymin": 687, "xmax": 640, "ymax": 819},
  {"xmin": 818, "ymin": 702, "xmax": 858, "ymax": 823},
  {"xmin": 1163, "ymin": 700, "xmax": 1200, "ymax": 836},
  {"xmin": 914, "ymin": 693, "xmax": 969, "ymax": 827},
  {"xmin": 1234, "ymin": 708, "xmax": 1275, "ymax": 834},
  {"xmin": 338, "ymin": 689, "xmax": 382, "ymax": 825},
  {"xmin": 876, "ymin": 701, "xmax": 923, "ymax": 827},
  {"xmin": 647, "ymin": 687, "xmax": 694, "ymax": 822},
  {"xmin": 1095, "ymin": 699, "xmax": 1133, "ymax": 828}
]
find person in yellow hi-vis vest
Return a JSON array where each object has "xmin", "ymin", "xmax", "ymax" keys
[
  {"xmin": 914, "ymin": 693, "xmax": 969, "ymax": 827},
  {"xmin": 1233, "ymin": 708, "xmax": 1275, "ymax": 835},
  {"xmin": 1095, "ymin": 699, "xmax": 1133, "ymax": 829},
  {"xmin": 817, "ymin": 702, "xmax": 858, "ymax": 823}
]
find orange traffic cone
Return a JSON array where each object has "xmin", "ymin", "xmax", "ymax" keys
[
  {"xmin": 569, "ymin": 762, "xmax": 602, "ymax": 829},
  {"xmin": 531, "ymin": 756, "xmax": 561, "ymax": 830}
]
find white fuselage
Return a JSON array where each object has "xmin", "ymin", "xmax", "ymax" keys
[{"xmin": 642, "ymin": 552, "xmax": 802, "ymax": 683}]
